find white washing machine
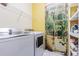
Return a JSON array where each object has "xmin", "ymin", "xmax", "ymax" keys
[{"xmin": 29, "ymin": 32, "xmax": 44, "ymax": 56}]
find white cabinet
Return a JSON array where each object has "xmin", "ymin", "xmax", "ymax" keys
[
  {"xmin": 0, "ymin": 4, "xmax": 21, "ymax": 28},
  {"xmin": 8, "ymin": 3, "xmax": 32, "ymax": 29},
  {"xmin": 8, "ymin": 3, "xmax": 32, "ymax": 16},
  {"xmin": 16, "ymin": 13, "xmax": 32, "ymax": 30},
  {"xmin": 0, "ymin": 35, "xmax": 34, "ymax": 56},
  {"xmin": 0, "ymin": 3, "xmax": 32, "ymax": 29}
]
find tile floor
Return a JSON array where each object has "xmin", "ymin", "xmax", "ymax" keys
[{"xmin": 43, "ymin": 50, "xmax": 64, "ymax": 56}]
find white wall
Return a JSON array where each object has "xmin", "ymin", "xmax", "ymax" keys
[{"xmin": 0, "ymin": 3, "xmax": 32, "ymax": 30}]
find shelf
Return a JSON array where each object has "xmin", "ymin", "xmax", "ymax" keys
[
  {"xmin": 70, "ymin": 10, "xmax": 79, "ymax": 20},
  {"xmin": 70, "ymin": 32, "xmax": 79, "ymax": 38},
  {"xmin": 70, "ymin": 43, "xmax": 77, "ymax": 49},
  {"xmin": 70, "ymin": 42, "xmax": 78, "ymax": 56},
  {"xmin": 70, "ymin": 19, "xmax": 78, "ymax": 22},
  {"xmin": 69, "ymin": 3, "xmax": 79, "ymax": 56},
  {"xmin": 70, "ymin": 48, "xmax": 78, "ymax": 56}
]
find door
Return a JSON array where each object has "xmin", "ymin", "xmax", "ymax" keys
[{"xmin": 45, "ymin": 3, "xmax": 68, "ymax": 54}]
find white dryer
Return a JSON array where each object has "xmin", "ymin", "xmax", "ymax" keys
[{"xmin": 29, "ymin": 32, "xmax": 44, "ymax": 56}]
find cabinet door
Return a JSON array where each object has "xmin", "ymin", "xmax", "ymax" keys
[
  {"xmin": 0, "ymin": 4, "xmax": 21, "ymax": 28},
  {"xmin": 0, "ymin": 35, "xmax": 34, "ymax": 56},
  {"xmin": 16, "ymin": 13, "xmax": 32, "ymax": 29},
  {"xmin": 8, "ymin": 3, "xmax": 32, "ymax": 16},
  {"xmin": 7, "ymin": 3, "xmax": 32, "ymax": 29}
]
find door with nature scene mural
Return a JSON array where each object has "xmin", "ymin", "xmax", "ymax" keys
[{"xmin": 45, "ymin": 3, "xmax": 68, "ymax": 55}]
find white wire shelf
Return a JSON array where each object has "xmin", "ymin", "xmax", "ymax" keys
[{"xmin": 70, "ymin": 32, "xmax": 79, "ymax": 38}]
